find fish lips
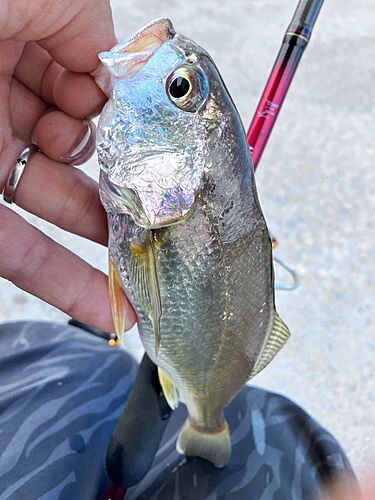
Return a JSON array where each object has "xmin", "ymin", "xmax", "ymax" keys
[{"xmin": 93, "ymin": 18, "xmax": 176, "ymax": 96}]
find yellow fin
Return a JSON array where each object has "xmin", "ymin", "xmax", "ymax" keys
[
  {"xmin": 158, "ymin": 367, "xmax": 179, "ymax": 410},
  {"xmin": 129, "ymin": 230, "xmax": 162, "ymax": 356},
  {"xmin": 176, "ymin": 418, "xmax": 231, "ymax": 467},
  {"xmin": 148, "ymin": 231, "xmax": 162, "ymax": 355},
  {"xmin": 108, "ymin": 251, "xmax": 126, "ymax": 342},
  {"xmin": 250, "ymin": 312, "xmax": 290, "ymax": 378}
]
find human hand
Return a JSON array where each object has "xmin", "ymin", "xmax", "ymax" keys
[
  {"xmin": 0, "ymin": 0, "xmax": 136, "ymax": 331},
  {"xmin": 315, "ymin": 480, "xmax": 374, "ymax": 500}
]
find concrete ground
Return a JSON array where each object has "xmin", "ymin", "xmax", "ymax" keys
[{"xmin": 1, "ymin": 0, "xmax": 374, "ymax": 489}]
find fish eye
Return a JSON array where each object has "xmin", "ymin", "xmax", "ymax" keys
[
  {"xmin": 166, "ymin": 66, "xmax": 208, "ymax": 112},
  {"xmin": 169, "ymin": 77, "xmax": 190, "ymax": 99}
]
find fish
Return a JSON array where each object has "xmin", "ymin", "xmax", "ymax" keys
[{"xmin": 93, "ymin": 18, "xmax": 290, "ymax": 467}]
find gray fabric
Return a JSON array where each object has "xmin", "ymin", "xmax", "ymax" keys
[
  {"xmin": 0, "ymin": 321, "xmax": 358, "ymax": 500},
  {"xmin": 126, "ymin": 387, "xmax": 359, "ymax": 500},
  {"xmin": 0, "ymin": 321, "xmax": 138, "ymax": 500}
]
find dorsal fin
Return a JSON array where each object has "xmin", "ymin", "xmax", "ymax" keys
[{"xmin": 250, "ymin": 312, "xmax": 290, "ymax": 378}]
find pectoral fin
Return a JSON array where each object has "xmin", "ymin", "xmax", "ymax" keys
[
  {"xmin": 108, "ymin": 251, "xmax": 127, "ymax": 342},
  {"xmin": 158, "ymin": 367, "xmax": 179, "ymax": 410},
  {"xmin": 129, "ymin": 230, "xmax": 162, "ymax": 355},
  {"xmin": 250, "ymin": 312, "xmax": 290, "ymax": 378}
]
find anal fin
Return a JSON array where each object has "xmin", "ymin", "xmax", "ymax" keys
[
  {"xmin": 108, "ymin": 251, "xmax": 127, "ymax": 342},
  {"xmin": 158, "ymin": 367, "xmax": 179, "ymax": 410},
  {"xmin": 250, "ymin": 312, "xmax": 290, "ymax": 378}
]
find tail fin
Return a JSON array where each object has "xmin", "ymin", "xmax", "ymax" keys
[{"xmin": 176, "ymin": 418, "xmax": 231, "ymax": 467}]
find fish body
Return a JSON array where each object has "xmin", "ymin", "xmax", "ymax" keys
[{"xmin": 95, "ymin": 19, "xmax": 290, "ymax": 466}]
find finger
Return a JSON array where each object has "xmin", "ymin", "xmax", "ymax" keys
[
  {"xmin": 0, "ymin": 132, "xmax": 25, "ymax": 192},
  {"xmin": 13, "ymin": 41, "xmax": 62, "ymax": 105},
  {"xmin": 39, "ymin": 0, "xmax": 117, "ymax": 73},
  {"xmin": 10, "ymin": 77, "xmax": 48, "ymax": 143},
  {"xmin": 33, "ymin": 110, "xmax": 95, "ymax": 164},
  {"xmin": 316, "ymin": 480, "xmax": 366, "ymax": 500},
  {"xmin": 53, "ymin": 69, "xmax": 107, "ymax": 119},
  {"xmin": 14, "ymin": 152, "xmax": 108, "ymax": 246},
  {"xmin": 0, "ymin": 40, "xmax": 26, "ymax": 187},
  {"xmin": 2, "ymin": 0, "xmax": 116, "ymax": 72},
  {"xmin": 14, "ymin": 42, "xmax": 107, "ymax": 117},
  {"xmin": 0, "ymin": 204, "xmax": 136, "ymax": 332}
]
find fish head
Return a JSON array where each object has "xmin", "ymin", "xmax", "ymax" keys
[{"xmin": 94, "ymin": 18, "xmax": 243, "ymax": 229}]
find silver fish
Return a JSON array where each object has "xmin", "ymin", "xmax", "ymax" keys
[{"xmin": 94, "ymin": 18, "xmax": 290, "ymax": 467}]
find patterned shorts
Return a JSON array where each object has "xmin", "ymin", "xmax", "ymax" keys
[{"xmin": 0, "ymin": 322, "xmax": 359, "ymax": 500}]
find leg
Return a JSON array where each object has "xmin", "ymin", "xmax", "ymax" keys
[
  {"xmin": 125, "ymin": 385, "xmax": 360, "ymax": 500},
  {"xmin": 0, "ymin": 321, "xmax": 138, "ymax": 500}
]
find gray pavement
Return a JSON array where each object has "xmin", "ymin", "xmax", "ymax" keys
[{"xmin": 1, "ymin": 0, "xmax": 374, "ymax": 488}]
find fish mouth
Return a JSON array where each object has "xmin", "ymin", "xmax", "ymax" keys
[{"xmin": 93, "ymin": 18, "xmax": 176, "ymax": 95}]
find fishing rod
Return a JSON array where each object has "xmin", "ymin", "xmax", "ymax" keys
[
  {"xmin": 248, "ymin": 0, "xmax": 325, "ymax": 170},
  {"xmin": 102, "ymin": 1, "xmax": 325, "ymax": 498}
]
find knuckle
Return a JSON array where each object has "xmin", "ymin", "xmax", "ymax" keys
[{"xmin": 63, "ymin": 264, "xmax": 97, "ymax": 320}]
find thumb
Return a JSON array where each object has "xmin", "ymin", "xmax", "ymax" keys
[{"xmin": 0, "ymin": 0, "xmax": 117, "ymax": 72}]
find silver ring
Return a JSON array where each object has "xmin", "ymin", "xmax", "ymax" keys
[{"xmin": 2, "ymin": 144, "xmax": 39, "ymax": 204}]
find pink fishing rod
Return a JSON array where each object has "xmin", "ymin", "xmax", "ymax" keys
[
  {"xmin": 103, "ymin": 1, "xmax": 324, "ymax": 498},
  {"xmin": 248, "ymin": 0, "xmax": 324, "ymax": 170},
  {"xmin": 102, "ymin": 484, "xmax": 127, "ymax": 500}
]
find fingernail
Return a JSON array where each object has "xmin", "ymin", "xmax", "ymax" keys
[
  {"xmin": 85, "ymin": 102, "xmax": 105, "ymax": 120},
  {"xmin": 60, "ymin": 121, "xmax": 96, "ymax": 166}
]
